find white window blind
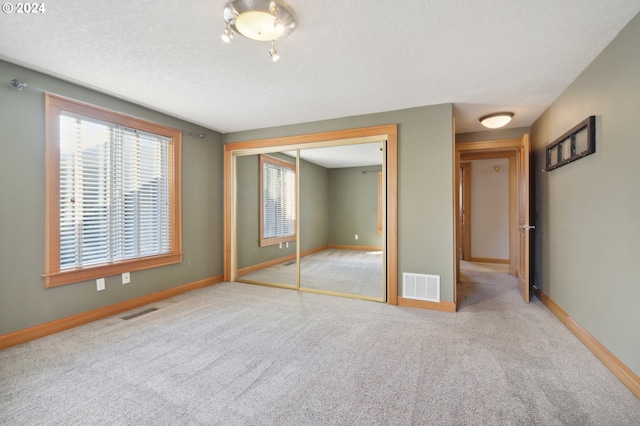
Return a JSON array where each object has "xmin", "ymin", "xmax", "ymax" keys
[
  {"xmin": 59, "ymin": 112, "xmax": 171, "ymax": 270},
  {"xmin": 262, "ymin": 160, "xmax": 295, "ymax": 241}
]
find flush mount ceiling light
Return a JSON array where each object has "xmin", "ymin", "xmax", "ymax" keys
[
  {"xmin": 221, "ymin": 0, "xmax": 297, "ymax": 61},
  {"xmin": 479, "ymin": 112, "xmax": 514, "ymax": 129}
]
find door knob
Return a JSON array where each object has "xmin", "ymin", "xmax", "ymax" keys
[{"xmin": 517, "ymin": 225, "xmax": 536, "ymax": 230}]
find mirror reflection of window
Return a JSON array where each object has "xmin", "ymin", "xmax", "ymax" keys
[{"xmin": 260, "ymin": 154, "xmax": 296, "ymax": 247}]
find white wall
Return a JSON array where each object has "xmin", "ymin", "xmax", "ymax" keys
[{"xmin": 470, "ymin": 158, "xmax": 509, "ymax": 260}]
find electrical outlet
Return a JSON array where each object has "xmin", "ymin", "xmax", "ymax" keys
[
  {"xmin": 96, "ymin": 278, "xmax": 105, "ymax": 291},
  {"xmin": 122, "ymin": 272, "xmax": 130, "ymax": 284},
  {"xmin": 355, "ymin": 234, "xmax": 359, "ymax": 240}
]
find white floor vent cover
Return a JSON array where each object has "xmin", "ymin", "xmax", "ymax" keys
[{"xmin": 403, "ymin": 273, "xmax": 440, "ymax": 302}]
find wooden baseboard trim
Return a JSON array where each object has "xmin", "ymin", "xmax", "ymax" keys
[
  {"xmin": 237, "ymin": 246, "xmax": 330, "ymax": 276},
  {"xmin": 533, "ymin": 287, "xmax": 640, "ymax": 399},
  {"xmin": 468, "ymin": 257, "xmax": 509, "ymax": 264},
  {"xmin": 238, "ymin": 254, "xmax": 297, "ymax": 276},
  {"xmin": 327, "ymin": 245, "xmax": 383, "ymax": 251},
  {"xmin": 300, "ymin": 246, "xmax": 330, "ymax": 257},
  {"xmin": 237, "ymin": 245, "xmax": 382, "ymax": 276},
  {"xmin": 0, "ymin": 275, "xmax": 223, "ymax": 351},
  {"xmin": 397, "ymin": 297, "xmax": 457, "ymax": 312}
]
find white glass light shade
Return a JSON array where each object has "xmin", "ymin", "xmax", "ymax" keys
[
  {"xmin": 235, "ymin": 11, "xmax": 280, "ymax": 41},
  {"xmin": 480, "ymin": 112, "xmax": 514, "ymax": 129}
]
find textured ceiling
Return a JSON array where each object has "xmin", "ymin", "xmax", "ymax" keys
[
  {"xmin": 285, "ymin": 142, "xmax": 383, "ymax": 168},
  {"xmin": 1, "ymin": 1, "xmax": 639, "ymax": 134}
]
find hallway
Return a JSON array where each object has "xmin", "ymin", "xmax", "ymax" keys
[{"xmin": 457, "ymin": 260, "xmax": 517, "ymax": 309}]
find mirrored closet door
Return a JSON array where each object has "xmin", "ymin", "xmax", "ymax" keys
[{"xmin": 232, "ymin": 140, "xmax": 387, "ymax": 302}]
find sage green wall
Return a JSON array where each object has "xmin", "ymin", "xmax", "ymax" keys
[
  {"xmin": 300, "ymin": 157, "xmax": 331, "ymax": 251},
  {"xmin": 224, "ymin": 104, "xmax": 455, "ymax": 301},
  {"xmin": 0, "ymin": 60, "xmax": 224, "ymax": 336},
  {"xmin": 531, "ymin": 13, "xmax": 640, "ymax": 376},
  {"xmin": 235, "ymin": 153, "xmax": 330, "ymax": 269},
  {"xmin": 329, "ymin": 167, "xmax": 382, "ymax": 247}
]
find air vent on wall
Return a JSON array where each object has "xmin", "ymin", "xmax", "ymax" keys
[{"xmin": 403, "ymin": 273, "xmax": 440, "ymax": 302}]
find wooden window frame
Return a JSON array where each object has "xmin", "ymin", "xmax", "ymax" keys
[
  {"xmin": 44, "ymin": 94, "xmax": 182, "ymax": 288},
  {"xmin": 259, "ymin": 154, "xmax": 297, "ymax": 247}
]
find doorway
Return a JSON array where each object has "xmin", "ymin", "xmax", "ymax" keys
[
  {"xmin": 459, "ymin": 152, "xmax": 517, "ymax": 274},
  {"xmin": 454, "ymin": 135, "xmax": 531, "ymax": 305}
]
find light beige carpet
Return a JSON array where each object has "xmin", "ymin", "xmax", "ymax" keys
[
  {"xmin": 240, "ymin": 249, "xmax": 384, "ymax": 298},
  {"xmin": 1, "ymin": 273, "xmax": 639, "ymax": 424}
]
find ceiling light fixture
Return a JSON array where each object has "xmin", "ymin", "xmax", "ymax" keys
[
  {"xmin": 221, "ymin": 0, "xmax": 297, "ymax": 61},
  {"xmin": 479, "ymin": 112, "xmax": 514, "ymax": 129},
  {"xmin": 221, "ymin": 24, "xmax": 234, "ymax": 43},
  {"xmin": 268, "ymin": 41, "xmax": 280, "ymax": 62}
]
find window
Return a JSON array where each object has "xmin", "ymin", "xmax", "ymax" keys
[
  {"xmin": 259, "ymin": 154, "xmax": 296, "ymax": 246},
  {"xmin": 45, "ymin": 94, "xmax": 182, "ymax": 287}
]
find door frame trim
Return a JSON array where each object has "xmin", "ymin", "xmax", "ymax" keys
[
  {"xmin": 459, "ymin": 161, "xmax": 472, "ymax": 261},
  {"xmin": 454, "ymin": 138, "xmax": 524, "ymax": 304}
]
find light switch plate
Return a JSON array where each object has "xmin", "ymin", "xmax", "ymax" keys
[
  {"xmin": 122, "ymin": 272, "xmax": 130, "ymax": 284},
  {"xmin": 96, "ymin": 278, "xmax": 105, "ymax": 291}
]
